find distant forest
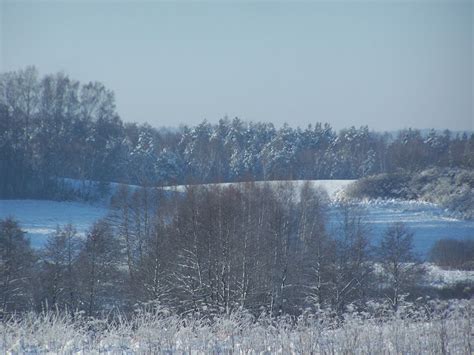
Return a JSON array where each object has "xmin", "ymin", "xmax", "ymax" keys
[{"xmin": 1, "ymin": 67, "xmax": 473, "ymax": 198}]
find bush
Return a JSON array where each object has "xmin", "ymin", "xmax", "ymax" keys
[
  {"xmin": 437, "ymin": 281, "xmax": 474, "ymax": 300},
  {"xmin": 346, "ymin": 172, "xmax": 411, "ymax": 199},
  {"xmin": 429, "ymin": 238, "xmax": 474, "ymax": 270},
  {"xmin": 455, "ymin": 170, "xmax": 474, "ymax": 189}
]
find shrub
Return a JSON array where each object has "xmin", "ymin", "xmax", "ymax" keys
[
  {"xmin": 346, "ymin": 172, "xmax": 411, "ymax": 199},
  {"xmin": 429, "ymin": 238, "xmax": 474, "ymax": 270}
]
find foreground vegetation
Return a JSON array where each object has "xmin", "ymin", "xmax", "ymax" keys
[{"xmin": 1, "ymin": 299, "xmax": 472, "ymax": 353}]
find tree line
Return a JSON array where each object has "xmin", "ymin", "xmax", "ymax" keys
[
  {"xmin": 1, "ymin": 183, "xmax": 428, "ymax": 317},
  {"xmin": 1, "ymin": 67, "xmax": 473, "ymax": 198}
]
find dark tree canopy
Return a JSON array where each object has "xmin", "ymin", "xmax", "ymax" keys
[{"xmin": 1, "ymin": 67, "xmax": 473, "ymax": 199}]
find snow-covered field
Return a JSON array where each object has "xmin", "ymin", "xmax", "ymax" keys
[{"xmin": 1, "ymin": 180, "xmax": 473, "ymax": 256}]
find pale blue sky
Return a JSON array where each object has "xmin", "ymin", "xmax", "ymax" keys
[{"xmin": 1, "ymin": 0, "xmax": 472, "ymax": 131}]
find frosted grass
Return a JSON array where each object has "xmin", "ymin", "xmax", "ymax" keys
[{"xmin": 0, "ymin": 299, "xmax": 471, "ymax": 354}]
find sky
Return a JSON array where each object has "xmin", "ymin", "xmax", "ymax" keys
[{"xmin": 1, "ymin": 0, "xmax": 472, "ymax": 131}]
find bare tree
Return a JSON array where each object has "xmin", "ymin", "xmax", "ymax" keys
[
  {"xmin": 132, "ymin": 189, "xmax": 176, "ymax": 308},
  {"xmin": 297, "ymin": 182, "xmax": 333, "ymax": 308},
  {"xmin": 172, "ymin": 185, "xmax": 208, "ymax": 313},
  {"xmin": 0, "ymin": 217, "xmax": 35, "ymax": 314},
  {"xmin": 330, "ymin": 202, "xmax": 373, "ymax": 313},
  {"xmin": 377, "ymin": 222, "xmax": 425, "ymax": 310},
  {"xmin": 264, "ymin": 182, "xmax": 298, "ymax": 315},
  {"xmin": 39, "ymin": 224, "xmax": 81, "ymax": 311},
  {"xmin": 109, "ymin": 185, "xmax": 134, "ymax": 280},
  {"xmin": 138, "ymin": 219, "xmax": 172, "ymax": 305},
  {"xmin": 77, "ymin": 220, "xmax": 121, "ymax": 316}
]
